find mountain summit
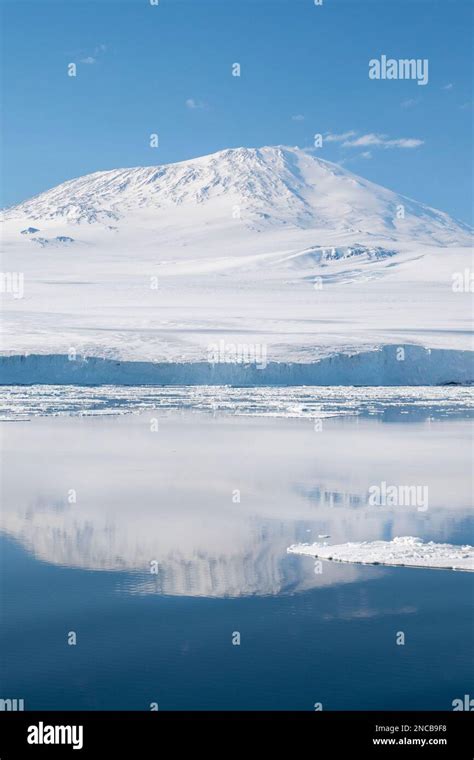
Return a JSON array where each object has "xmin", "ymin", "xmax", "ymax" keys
[{"xmin": 3, "ymin": 146, "xmax": 471, "ymax": 246}]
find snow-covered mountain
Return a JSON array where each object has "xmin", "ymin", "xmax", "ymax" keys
[
  {"xmin": 1, "ymin": 146, "xmax": 472, "ymax": 383},
  {"xmin": 3, "ymin": 146, "xmax": 471, "ymax": 246}
]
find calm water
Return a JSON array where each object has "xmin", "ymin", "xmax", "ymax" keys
[{"xmin": 0, "ymin": 401, "xmax": 473, "ymax": 710}]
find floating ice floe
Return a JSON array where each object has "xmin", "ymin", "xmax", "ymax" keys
[{"xmin": 287, "ymin": 536, "xmax": 474, "ymax": 572}]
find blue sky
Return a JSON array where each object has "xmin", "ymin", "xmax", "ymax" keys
[{"xmin": 1, "ymin": 0, "xmax": 473, "ymax": 222}]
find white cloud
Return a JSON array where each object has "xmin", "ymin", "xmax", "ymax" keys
[
  {"xmin": 390, "ymin": 138, "xmax": 424, "ymax": 148},
  {"xmin": 442, "ymin": 83, "xmax": 453, "ymax": 91},
  {"xmin": 342, "ymin": 133, "xmax": 423, "ymax": 149},
  {"xmin": 291, "ymin": 114, "xmax": 305, "ymax": 121},
  {"xmin": 324, "ymin": 131, "xmax": 357, "ymax": 143},
  {"xmin": 339, "ymin": 150, "xmax": 373, "ymax": 167},
  {"xmin": 185, "ymin": 98, "xmax": 206, "ymax": 110},
  {"xmin": 401, "ymin": 98, "xmax": 419, "ymax": 108},
  {"xmin": 79, "ymin": 44, "xmax": 107, "ymax": 65}
]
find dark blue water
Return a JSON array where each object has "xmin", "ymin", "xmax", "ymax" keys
[{"xmin": 0, "ymin": 410, "xmax": 472, "ymax": 710}]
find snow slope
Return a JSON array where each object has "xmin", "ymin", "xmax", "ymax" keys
[{"xmin": 1, "ymin": 146, "xmax": 472, "ymax": 384}]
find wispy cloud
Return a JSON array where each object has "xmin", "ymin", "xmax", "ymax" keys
[
  {"xmin": 401, "ymin": 98, "xmax": 419, "ymax": 109},
  {"xmin": 323, "ymin": 131, "xmax": 423, "ymax": 150},
  {"xmin": 339, "ymin": 150, "xmax": 373, "ymax": 167},
  {"xmin": 324, "ymin": 131, "xmax": 357, "ymax": 143},
  {"xmin": 80, "ymin": 44, "xmax": 107, "ymax": 65},
  {"xmin": 341, "ymin": 132, "xmax": 424, "ymax": 149},
  {"xmin": 291, "ymin": 114, "xmax": 305, "ymax": 121},
  {"xmin": 185, "ymin": 98, "xmax": 206, "ymax": 110},
  {"xmin": 442, "ymin": 83, "xmax": 454, "ymax": 91}
]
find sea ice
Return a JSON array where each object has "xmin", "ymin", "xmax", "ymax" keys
[{"xmin": 287, "ymin": 536, "xmax": 474, "ymax": 572}]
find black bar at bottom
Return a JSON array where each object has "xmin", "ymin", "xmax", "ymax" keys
[{"xmin": 0, "ymin": 711, "xmax": 472, "ymax": 757}]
